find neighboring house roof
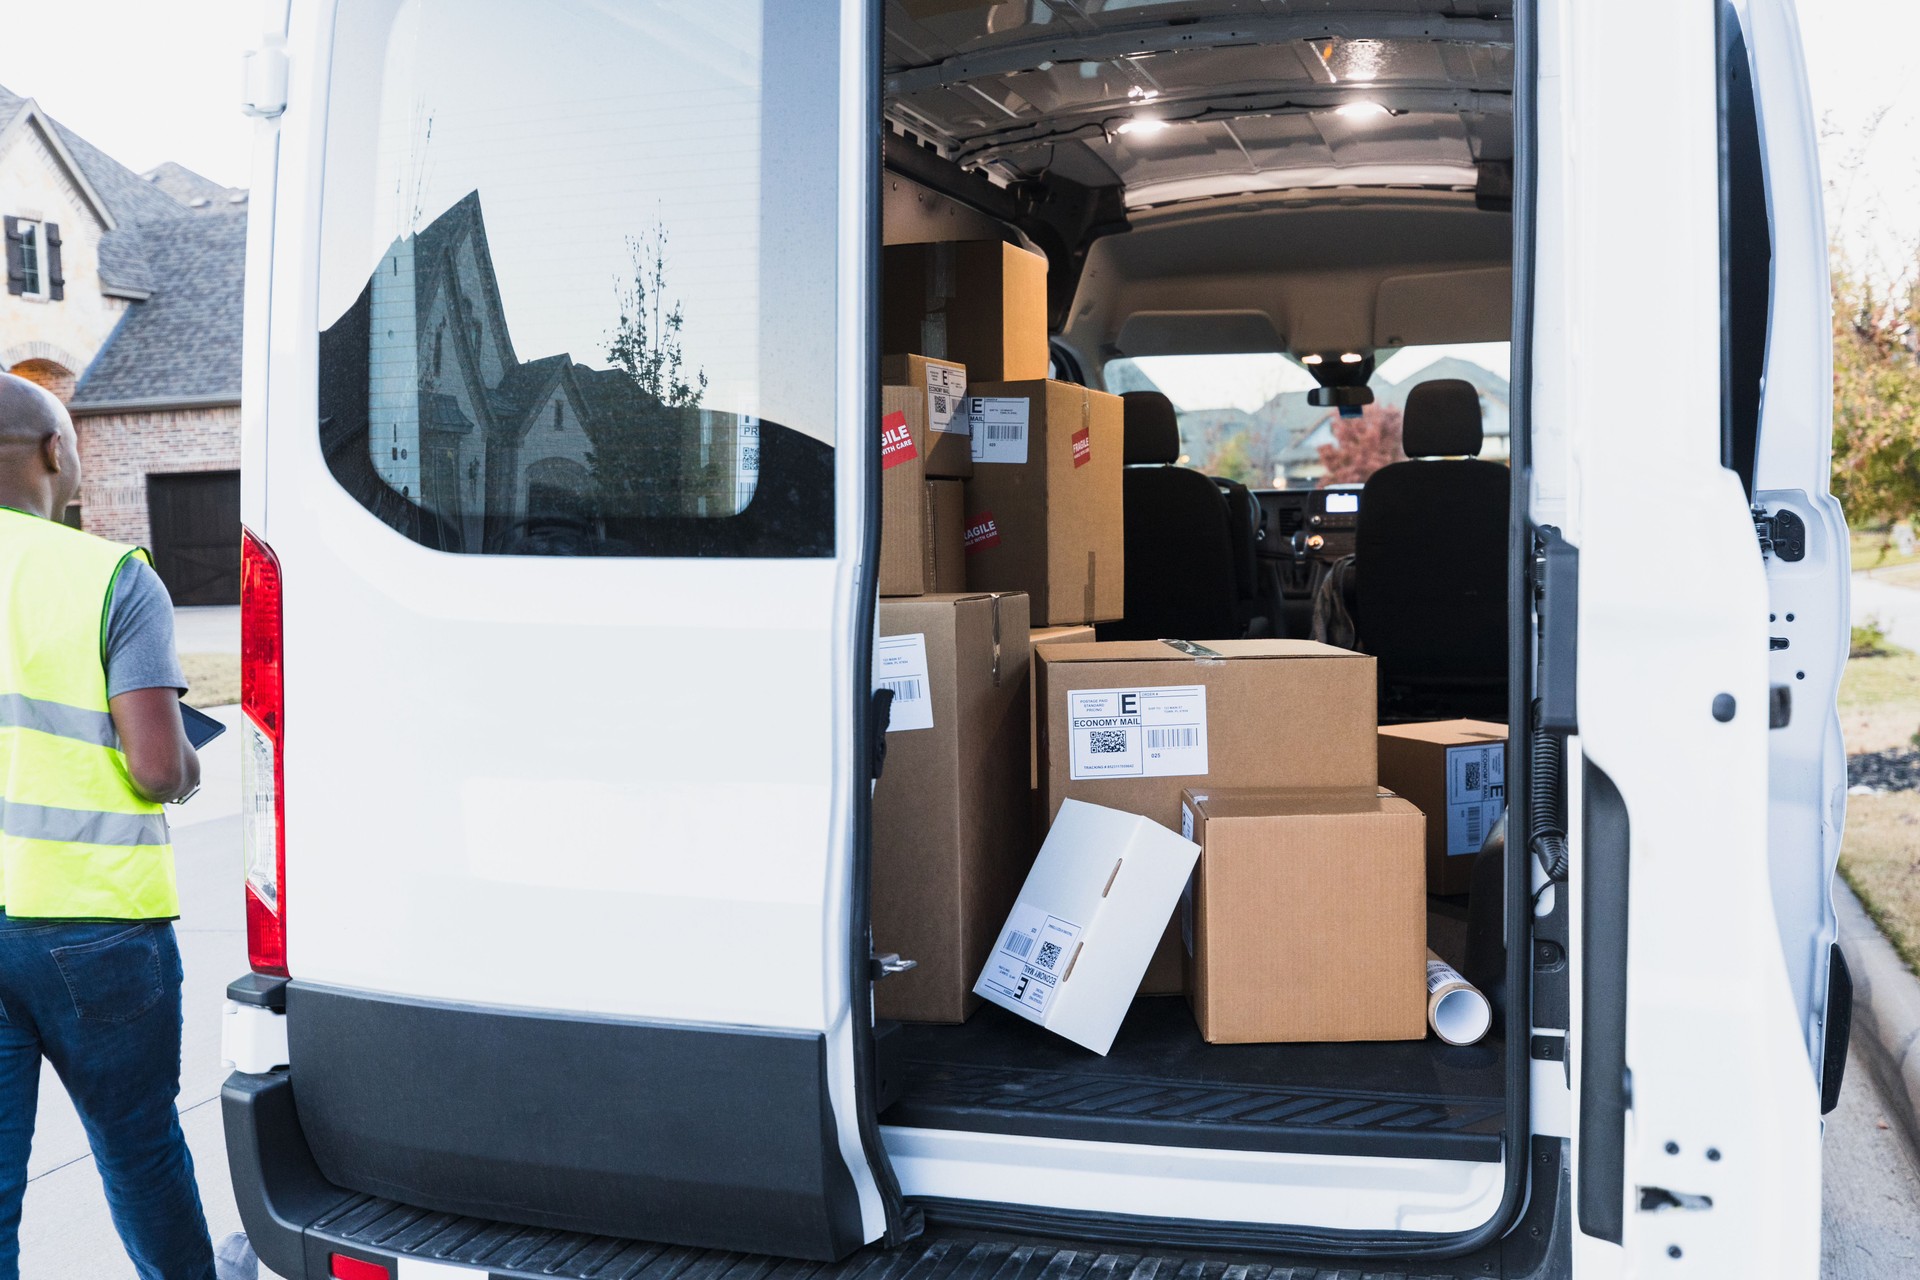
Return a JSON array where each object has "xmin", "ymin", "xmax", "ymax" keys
[
  {"xmin": 69, "ymin": 211, "xmax": 247, "ymax": 408},
  {"xmin": 141, "ymin": 161, "xmax": 248, "ymax": 214}
]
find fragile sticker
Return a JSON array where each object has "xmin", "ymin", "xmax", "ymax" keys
[
  {"xmin": 1444, "ymin": 741, "xmax": 1506, "ymax": 856},
  {"xmin": 1067, "ymin": 686, "xmax": 1209, "ymax": 780},
  {"xmin": 968, "ymin": 397, "xmax": 1030, "ymax": 464},
  {"xmin": 978, "ymin": 902, "xmax": 1083, "ymax": 1017},
  {"xmin": 1071, "ymin": 426, "xmax": 1092, "ymax": 468},
  {"xmin": 880, "ymin": 411, "xmax": 918, "ymax": 470},
  {"xmin": 963, "ymin": 511, "xmax": 1001, "ymax": 555},
  {"xmin": 926, "ymin": 364, "xmax": 968, "ymax": 434},
  {"xmin": 873, "ymin": 632, "xmax": 934, "ymax": 732}
]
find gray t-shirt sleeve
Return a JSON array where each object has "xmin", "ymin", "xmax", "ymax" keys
[{"xmin": 104, "ymin": 557, "xmax": 188, "ymax": 699}]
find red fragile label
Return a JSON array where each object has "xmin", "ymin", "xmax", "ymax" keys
[
  {"xmin": 1071, "ymin": 426, "xmax": 1092, "ymax": 468},
  {"xmin": 963, "ymin": 512, "xmax": 1001, "ymax": 554},
  {"xmin": 880, "ymin": 411, "xmax": 918, "ymax": 470}
]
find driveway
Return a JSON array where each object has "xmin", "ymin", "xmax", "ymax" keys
[{"xmin": 174, "ymin": 604, "xmax": 240, "ymax": 655}]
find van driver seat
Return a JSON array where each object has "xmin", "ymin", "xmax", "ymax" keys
[
  {"xmin": 1355, "ymin": 379, "xmax": 1509, "ymax": 721},
  {"xmin": 1096, "ymin": 391, "xmax": 1241, "ymax": 643}
]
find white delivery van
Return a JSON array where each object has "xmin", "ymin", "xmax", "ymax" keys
[{"xmin": 221, "ymin": 1, "xmax": 1850, "ymax": 1277}]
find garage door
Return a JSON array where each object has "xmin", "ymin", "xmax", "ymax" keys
[{"xmin": 147, "ymin": 471, "xmax": 241, "ymax": 606}]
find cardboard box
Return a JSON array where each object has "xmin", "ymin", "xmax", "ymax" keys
[
  {"xmin": 881, "ymin": 354, "xmax": 973, "ymax": 478},
  {"xmin": 962, "ymin": 381, "xmax": 1124, "ymax": 625},
  {"xmin": 1028, "ymin": 625, "xmax": 1096, "ymax": 789},
  {"xmin": 926, "ymin": 479, "xmax": 966, "ymax": 593},
  {"xmin": 1037, "ymin": 639, "xmax": 1378, "ymax": 833},
  {"xmin": 975, "ymin": 798, "xmax": 1199, "ymax": 1054},
  {"xmin": 1180, "ymin": 787, "xmax": 1427, "ymax": 1043},
  {"xmin": 872, "ymin": 592, "xmax": 1033, "ymax": 1022},
  {"xmin": 883, "ymin": 241, "xmax": 1049, "ymax": 384},
  {"xmin": 879, "ymin": 386, "xmax": 930, "ymax": 596},
  {"xmin": 1377, "ymin": 720, "xmax": 1509, "ymax": 896}
]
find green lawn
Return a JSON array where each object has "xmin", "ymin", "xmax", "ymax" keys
[
  {"xmin": 1851, "ymin": 526, "xmax": 1920, "ymax": 575},
  {"xmin": 1840, "ymin": 640, "xmax": 1920, "ymax": 973}
]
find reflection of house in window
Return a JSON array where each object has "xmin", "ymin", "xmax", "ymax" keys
[{"xmin": 525, "ymin": 457, "xmax": 589, "ymax": 521}]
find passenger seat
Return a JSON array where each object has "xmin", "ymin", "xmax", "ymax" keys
[
  {"xmin": 1354, "ymin": 379, "xmax": 1509, "ymax": 720},
  {"xmin": 1097, "ymin": 391, "xmax": 1241, "ymax": 643}
]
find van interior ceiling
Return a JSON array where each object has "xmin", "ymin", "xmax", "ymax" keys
[{"xmin": 870, "ymin": 0, "xmax": 1524, "ymax": 1240}]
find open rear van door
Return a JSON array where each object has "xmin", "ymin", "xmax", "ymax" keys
[
  {"xmin": 231, "ymin": 0, "xmax": 893, "ymax": 1263},
  {"xmin": 1540, "ymin": 0, "xmax": 1823, "ymax": 1273}
]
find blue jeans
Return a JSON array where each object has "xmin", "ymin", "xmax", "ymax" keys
[{"xmin": 0, "ymin": 912, "xmax": 215, "ymax": 1280}]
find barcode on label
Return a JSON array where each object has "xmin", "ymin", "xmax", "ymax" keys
[
  {"xmin": 881, "ymin": 677, "xmax": 923, "ymax": 703},
  {"xmin": 986, "ymin": 418, "xmax": 1022, "ymax": 440},
  {"xmin": 1464, "ymin": 761, "xmax": 1483, "ymax": 791},
  {"xmin": 1035, "ymin": 940, "xmax": 1062, "ymax": 971},
  {"xmin": 1004, "ymin": 930, "xmax": 1035, "ymax": 959},
  {"xmin": 1464, "ymin": 806, "xmax": 1484, "ymax": 850},
  {"xmin": 1146, "ymin": 727, "xmax": 1199, "ymax": 750},
  {"xmin": 1090, "ymin": 729, "xmax": 1128, "ymax": 754}
]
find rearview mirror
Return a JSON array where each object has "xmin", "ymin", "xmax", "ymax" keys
[{"xmin": 1307, "ymin": 385, "xmax": 1375, "ymax": 409}]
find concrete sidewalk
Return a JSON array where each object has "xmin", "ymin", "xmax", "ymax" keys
[
  {"xmin": 174, "ymin": 604, "xmax": 240, "ymax": 655},
  {"xmin": 1854, "ymin": 571, "xmax": 1920, "ymax": 651}
]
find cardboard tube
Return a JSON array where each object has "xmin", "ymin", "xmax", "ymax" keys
[{"xmin": 1426, "ymin": 950, "xmax": 1492, "ymax": 1046}]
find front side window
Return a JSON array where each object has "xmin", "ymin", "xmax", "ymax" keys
[
  {"xmin": 1106, "ymin": 343, "xmax": 1512, "ymax": 487},
  {"xmin": 315, "ymin": 0, "xmax": 837, "ymax": 557},
  {"xmin": 17, "ymin": 220, "xmax": 42, "ymax": 296}
]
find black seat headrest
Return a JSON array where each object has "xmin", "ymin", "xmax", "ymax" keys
[
  {"xmin": 1402, "ymin": 379, "xmax": 1484, "ymax": 458},
  {"xmin": 1122, "ymin": 391, "xmax": 1181, "ymax": 464}
]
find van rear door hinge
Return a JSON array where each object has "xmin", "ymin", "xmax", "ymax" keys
[
  {"xmin": 1532, "ymin": 526, "xmax": 1579, "ymax": 733},
  {"xmin": 1752, "ymin": 504, "xmax": 1806, "ymax": 561}
]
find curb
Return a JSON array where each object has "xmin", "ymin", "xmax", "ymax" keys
[{"xmin": 1835, "ymin": 878, "xmax": 1920, "ymax": 1156}]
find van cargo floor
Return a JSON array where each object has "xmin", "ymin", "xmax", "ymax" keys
[{"xmin": 880, "ymin": 996, "xmax": 1504, "ymax": 1162}]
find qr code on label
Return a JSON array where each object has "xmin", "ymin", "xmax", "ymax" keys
[
  {"xmin": 1035, "ymin": 941, "xmax": 1062, "ymax": 971},
  {"xmin": 1090, "ymin": 730, "xmax": 1129, "ymax": 754},
  {"xmin": 1464, "ymin": 761, "xmax": 1483, "ymax": 790}
]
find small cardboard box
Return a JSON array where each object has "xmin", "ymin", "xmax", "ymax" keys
[
  {"xmin": 879, "ymin": 386, "xmax": 930, "ymax": 596},
  {"xmin": 1376, "ymin": 720, "xmax": 1508, "ymax": 896},
  {"xmin": 1037, "ymin": 639, "xmax": 1378, "ymax": 833},
  {"xmin": 975, "ymin": 798, "xmax": 1199, "ymax": 1054},
  {"xmin": 1028, "ymin": 624, "xmax": 1096, "ymax": 789},
  {"xmin": 926, "ymin": 479, "xmax": 966, "ymax": 593},
  {"xmin": 881, "ymin": 354, "xmax": 973, "ymax": 478},
  {"xmin": 883, "ymin": 241, "xmax": 1049, "ymax": 384},
  {"xmin": 962, "ymin": 381, "xmax": 1124, "ymax": 625},
  {"xmin": 1181, "ymin": 787, "xmax": 1427, "ymax": 1044},
  {"xmin": 872, "ymin": 592, "xmax": 1032, "ymax": 1022}
]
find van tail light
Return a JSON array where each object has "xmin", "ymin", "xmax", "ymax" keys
[
  {"xmin": 241, "ymin": 526, "xmax": 287, "ymax": 976},
  {"xmin": 328, "ymin": 1254, "xmax": 390, "ymax": 1280}
]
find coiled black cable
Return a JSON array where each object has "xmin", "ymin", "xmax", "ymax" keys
[{"xmin": 1530, "ymin": 728, "xmax": 1570, "ymax": 881}]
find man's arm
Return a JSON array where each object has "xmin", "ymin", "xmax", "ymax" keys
[{"xmin": 110, "ymin": 687, "xmax": 200, "ymax": 803}]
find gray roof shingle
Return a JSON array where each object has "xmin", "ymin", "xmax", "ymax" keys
[{"xmin": 70, "ymin": 211, "xmax": 247, "ymax": 406}]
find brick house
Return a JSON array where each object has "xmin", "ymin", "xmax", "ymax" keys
[{"xmin": 0, "ymin": 83, "xmax": 244, "ymax": 603}]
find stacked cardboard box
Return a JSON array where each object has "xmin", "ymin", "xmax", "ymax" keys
[
  {"xmin": 882, "ymin": 354, "xmax": 973, "ymax": 479},
  {"xmin": 872, "ymin": 592, "xmax": 1033, "ymax": 1022},
  {"xmin": 880, "ymin": 380, "xmax": 970, "ymax": 597},
  {"xmin": 1181, "ymin": 787, "xmax": 1427, "ymax": 1043},
  {"xmin": 1377, "ymin": 720, "xmax": 1509, "ymax": 895},
  {"xmin": 962, "ymin": 380, "xmax": 1126, "ymax": 625},
  {"xmin": 882, "ymin": 241, "xmax": 1049, "ymax": 382}
]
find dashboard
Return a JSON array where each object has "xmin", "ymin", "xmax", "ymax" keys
[{"xmin": 1253, "ymin": 485, "xmax": 1365, "ymax": 633}]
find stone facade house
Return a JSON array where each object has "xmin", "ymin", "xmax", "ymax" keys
[{"xmin": 0, "ymin": 82, "xmax": 245, "ymax": 603}]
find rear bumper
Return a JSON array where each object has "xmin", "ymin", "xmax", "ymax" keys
[{"xmin": 222, "ymin": 979, "xmax": 867, "ymax": 1272}]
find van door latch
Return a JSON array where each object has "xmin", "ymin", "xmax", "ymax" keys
[
  {"xmin": 872, "ymin": 953, "xmax": 918, "ymax": 980},
  {"xmin": 1752, "ymin": 505, "xmax": 1806, "ymax": 562}
]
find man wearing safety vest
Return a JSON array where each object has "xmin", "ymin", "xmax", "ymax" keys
[{"xmin": 0, "ymin": 373, "xmax": 219, "ymax": 1278}]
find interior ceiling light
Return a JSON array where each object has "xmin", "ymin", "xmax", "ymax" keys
[
  {"xmin": 1339, "ymin": 352, "xmax": 1364, "ymax": 364},
  {"xmin": 1336, "ymin": 100, "xmax": 1390, "ymax": 121},
  {"xmin": 1117, "ymin": 117, "xmax": 1170, "ymax": 136},
  {"xmin": 1301, "ymin": 354, "xmax": 1324, "ymax": 365}
]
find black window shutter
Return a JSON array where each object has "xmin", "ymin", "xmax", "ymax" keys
[
  {"xmin": 4, "ymin": 217, "xmax": 23, "ymax": 296},
  {"xmin": 44, "ymin": 223, "xmax": 63, "ymax": 301}
]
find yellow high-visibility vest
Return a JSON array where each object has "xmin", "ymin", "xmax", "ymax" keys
[{"xmin": 0, "ymin": 508, "xmax": 176, "ymax": 919}]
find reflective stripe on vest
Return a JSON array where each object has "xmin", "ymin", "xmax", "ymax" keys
[{"xmin": 0, "ymin": 509, "xmax": 176, "ymax": 919}]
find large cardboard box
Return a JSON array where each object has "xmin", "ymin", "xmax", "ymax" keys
[
  {"xmin": 881, "ymin": 354, "xmax": 972, "ymax": 478},
  {"xmin": 1028, "ymin": 624, "xmax": 1096, "ymax": 789},
  {"xmin": 926, "ymin": 479, "xmax": 966, "ymax": 593},
  {"xmin": 975, "ymin": 798, "xmax": 1199, "ymax": 1054},
  {"xmin": 1180, "ymin": 787, "xmax": 1427, "ymax": 1043},
  {"xmin": 1377, "ymin": 720, "xmax": 1508, "ymax": 896},
  {"xmin": 1036, "ymin": 639, "xmax": 1378, "ymax": 832},
  {"xmin": 962, "ymin": 381, "xmax": 1124, "ymax": 625},
  {"xmin": 883, "ymin": 242, "xmax": 1049, "ymax": 384},
  {"xmin": 879, "ymin": 386, "xmax": 930, "ymax": 596},
  {"xmin": 872, "ymin": 592, "xmax": 1033, "ymax": 1022}
]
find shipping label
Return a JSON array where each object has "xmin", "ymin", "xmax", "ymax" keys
[
  {"xmin": 968, "ymin": 397, "xmax": 1030, "ymax": 464},
  {"xmin": 1444, "ymin": 741, "xmax": 1506, "ymax": 856},
  {"xmin": 1067, "ymin": 685, "xmax": 1209, "ymax": 780},
  {"xmin": 873, "ymin": 633, "xmax": 934, "ymax": 732},
  {"xmin": 1071, "ymin": 426, "xmax": 1092, "ymax": 468},
  {"xmin": 926, "ymin": 365, "xmax": 968, "ymax": 434},
  {"xmin": 880, "ymin": 410, "xmax": 918, "ymax": 470},
  {"xmin": 979, "ymin": 902, "xmax": 1083, "ymax": 1017},
  {"xmin": 963, "ymin": 511, "xmax": 1001, "ymax": 555}
]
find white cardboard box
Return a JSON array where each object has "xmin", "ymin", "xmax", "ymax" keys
[{"xmin": 973, "ymin": 798, "xmax": 1200, "ymax": 1054}]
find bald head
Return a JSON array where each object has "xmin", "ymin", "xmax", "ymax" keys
[{"xmin": 0, "ymin": 373, "xmax": 81, "ymax": 519}]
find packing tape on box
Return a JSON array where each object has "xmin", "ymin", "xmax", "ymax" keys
[
  {"xmin": 1160, "ymin": 639, "xmax": 1225, "ymax": 664},
  {"xmin": 1426, "ymin": 950, "xmax": 1492, "ymax": 1046}
]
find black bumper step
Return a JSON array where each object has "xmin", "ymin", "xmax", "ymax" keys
[{"xmin": 881, "ymin": 998, "xmax": 1504, "ymax": 1163}]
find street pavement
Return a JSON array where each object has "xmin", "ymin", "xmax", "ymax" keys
[
  {"xmin": 1855, "ymin": 569, "xmax": 1920, "ymax": 650},
  {"xmin": 18, "ymin": 691, "xmax": 1920, "ymax": 1275},
  {"xmin": 172, "ymin": 605, "xmax": 240, "ymax": 656}
]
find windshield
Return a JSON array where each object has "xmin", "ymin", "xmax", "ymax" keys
[{"xmin": 1105, "ymin": 344, "xmax": 1512, "ymax": 488}]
